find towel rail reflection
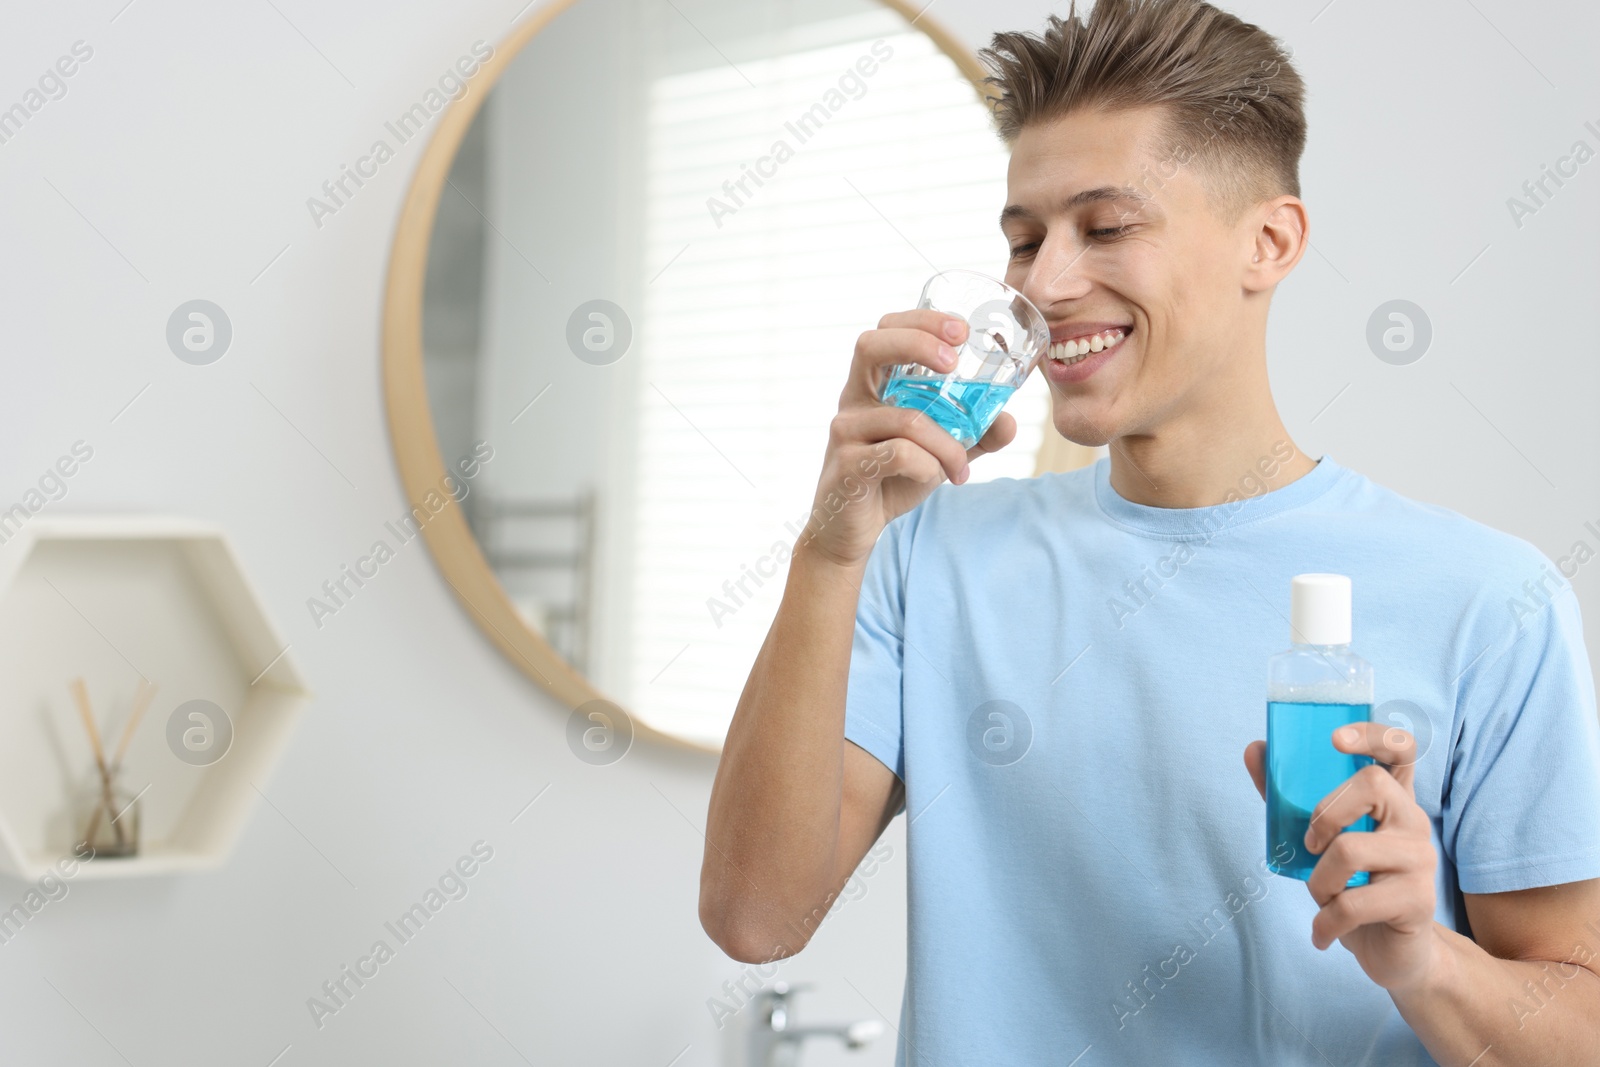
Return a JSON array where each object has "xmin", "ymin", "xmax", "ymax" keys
[{"xmin": 466, "ymin": 488, "xmax": 596, "ymax": 674}]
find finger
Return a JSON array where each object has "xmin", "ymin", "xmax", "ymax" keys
[
  {"xmin": 968, "ymin": 410, "xmax": 1016, "ymax": 460},
  {"xmin": 1242, "ymin": 741, "xmax": 1266, "ymax": 801},
  {"xmin": 1305, "ymin": 764, "xmax": 1424, "ymax": 855},
  {"xmin": 845, "ymin": 318, "xmax": 967, "ymax": 406},
  {"xmin": 875, "ymin": 308, "xmax": 969, "ymax": 343},
  {"xmin": 1332, "ymin": 722, "xmax": 1418, "ymax": 794},
  {"xmin": 831, "ymin": 403, "xmax": 972, "ymax": 485},
  {"xmin": 861, "ymin": 438, "xmax": 946, "ymax": 488},
  {"xmin": 1309, "ymin": 876, "xmax": 1433, "ymax": 950},
  {"xmin": 1304, "ymin": 828, "xmax": 1435, "ymax": 905}
]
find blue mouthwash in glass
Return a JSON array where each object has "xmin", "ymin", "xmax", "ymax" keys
[
  {"xmin": 1266, "ymin": 573, "xmax": 1374, "ymax": 888},
  {"xmin": 880, "ymin": 371, "xmax": 1017, "ymax": 449}
]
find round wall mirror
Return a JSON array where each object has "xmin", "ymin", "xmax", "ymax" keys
[{"xmin": 383, "ymin": 0, "xmax": 1098, "ymax": 752}]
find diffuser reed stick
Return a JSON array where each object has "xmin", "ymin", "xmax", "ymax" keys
[
  {"xmin": 111, "ymin": 678, "xmax": 156, "ymax": 771},
  {"xmin": 68, "ymin": 677, "xmax": 108, "ymax": 783}
]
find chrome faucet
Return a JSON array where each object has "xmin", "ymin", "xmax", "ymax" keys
[{"xmin": 741, "ymin": 982, "xmax": 885, "ymax": 1067}]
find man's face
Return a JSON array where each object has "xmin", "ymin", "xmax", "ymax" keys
[{"xmin": 1001, "ymin": 104, "xmax": 1261, "ymax": 447}]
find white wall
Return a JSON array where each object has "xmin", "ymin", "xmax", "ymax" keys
[{"xmin": 0, "ymin": 1, "xmax": 1595, "ymax": 1064}]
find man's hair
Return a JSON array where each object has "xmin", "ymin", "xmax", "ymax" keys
[{"xmin": 977, "ymin": 0, "xmax": 1306, "ymax": 222}]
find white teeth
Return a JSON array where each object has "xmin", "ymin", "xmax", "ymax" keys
[{"xmin": 1048, "ymin": 329, "xmax": 1126, "ymax": 365}]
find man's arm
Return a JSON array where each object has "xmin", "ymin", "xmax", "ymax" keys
[
  {"xmin": 699, "ymin": 544, "xmax": 904, "ymax": 964},
  {"xmin": 1390, "ymin": 878, "xmax": 1600, "ymax": 1064},
  {"xmin": 698, "ymin": 308, "xmax": 1004, "ymax": 964}
]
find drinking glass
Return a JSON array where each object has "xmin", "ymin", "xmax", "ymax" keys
[{"xmin": 878, "ymin": 269, "xmax": 1049, "ymax": 448}]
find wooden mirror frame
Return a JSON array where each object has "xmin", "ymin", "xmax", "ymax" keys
[{"xmin": 381, "ymin": 0, "xmax": 1005, "ymax": 754}]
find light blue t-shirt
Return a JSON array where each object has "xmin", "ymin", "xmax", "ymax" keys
[{"xmin": 843, "ymin": 453, "xmax": 1600, "ymax": 1066}]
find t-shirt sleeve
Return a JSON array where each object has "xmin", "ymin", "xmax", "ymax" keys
[
  {"xmin": 842, "ymin": 514, "xmax": 911, "ymax": 806},
  {"xmin": 1445, "ymin": 577, "xmax": 1600, "ymax": 894}
]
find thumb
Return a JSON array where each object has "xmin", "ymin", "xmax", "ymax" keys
[
  {"xmin": 968, "ymin": 410, "xmax": 1016, "ymax": 460},
  {"xmin": 1243, "ymin": 741, "xmax": 1266, "ymax": 801}
]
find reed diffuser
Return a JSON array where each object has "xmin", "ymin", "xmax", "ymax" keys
[{"xmin": 69, "ymin": 677, "xmax": 155, "ymax": 858}]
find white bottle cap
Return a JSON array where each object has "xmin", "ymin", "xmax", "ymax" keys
[{"xmin": 1290, "ymin": 573, "xmax": 1351, "ymax": 646}]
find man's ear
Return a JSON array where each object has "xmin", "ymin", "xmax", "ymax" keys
[{"xmin": 1243, "ymin": 195, "xmax": 1309, "ymax": 292}]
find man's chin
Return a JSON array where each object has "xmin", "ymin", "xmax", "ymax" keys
[{"xmin": 1048, "ymin": 410, "xmax": 1115, "ymax": 449}]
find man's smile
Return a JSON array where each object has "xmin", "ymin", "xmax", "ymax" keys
[{"xmin": 1045, "ymin": 322, "xmax": 1133, "ymax": 378}]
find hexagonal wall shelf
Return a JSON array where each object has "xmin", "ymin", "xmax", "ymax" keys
[{"xmin": 0, "ymin": 516, "xmax": 310, "ymax": 880}]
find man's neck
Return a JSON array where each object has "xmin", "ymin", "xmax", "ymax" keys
[{"xmin": 1105, "ymin": 389, "xmax": 1315, "ymax": 509}]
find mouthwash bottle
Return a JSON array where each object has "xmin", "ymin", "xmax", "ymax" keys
[{"xmin": 1266, "ymin": 573, "xmax": 1374, "ymax": 887}]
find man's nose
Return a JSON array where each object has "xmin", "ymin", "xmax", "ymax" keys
[{"xmin": 1023, "ymin": 235, "xmax": 1094, "ymax": 310}]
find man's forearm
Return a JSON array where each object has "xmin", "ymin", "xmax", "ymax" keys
[
  {"xmin": 1393, "ymin": 923, "xmax": 1600, "ymax": 1064},
  {"xmin": 700, "ymin": 541, "xmax": 868, "ymax": 957}
]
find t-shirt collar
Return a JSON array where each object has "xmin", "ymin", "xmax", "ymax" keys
[{"xmin": 1092, "ymin": 452, "xmax": 1345, "ymax": 539}]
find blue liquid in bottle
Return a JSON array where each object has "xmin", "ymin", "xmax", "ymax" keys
[
  {"xmin": 881, "ymin": 372, "xmax": 1017, "ymax": 447},
  {"xmin": 1266, "ymin": 701, "xmax": 1374, "ymax": 886}
]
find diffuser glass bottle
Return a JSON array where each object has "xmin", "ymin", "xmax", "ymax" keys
[
  {"xmin": 75, "ymin": 772, "xmax": 141, "ymax": 858},
  {"xmin": 1266, "ymin": 573, "xmax": 1374, "ymax": 887}
]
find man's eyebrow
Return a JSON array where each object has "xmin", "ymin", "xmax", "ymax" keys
[{"xmin": 998, "ymin": 185, "xmax": 1154, "ymax": 228}]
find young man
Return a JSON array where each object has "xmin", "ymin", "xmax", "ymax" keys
[{"xmin": 701, "ymin": 1, "xmax": 1600, "ymax": 1062}]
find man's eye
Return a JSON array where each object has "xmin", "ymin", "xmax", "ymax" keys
[{"xmin": 1010, "ymin": 226, "xmax": 1127, "ymax": 256}]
